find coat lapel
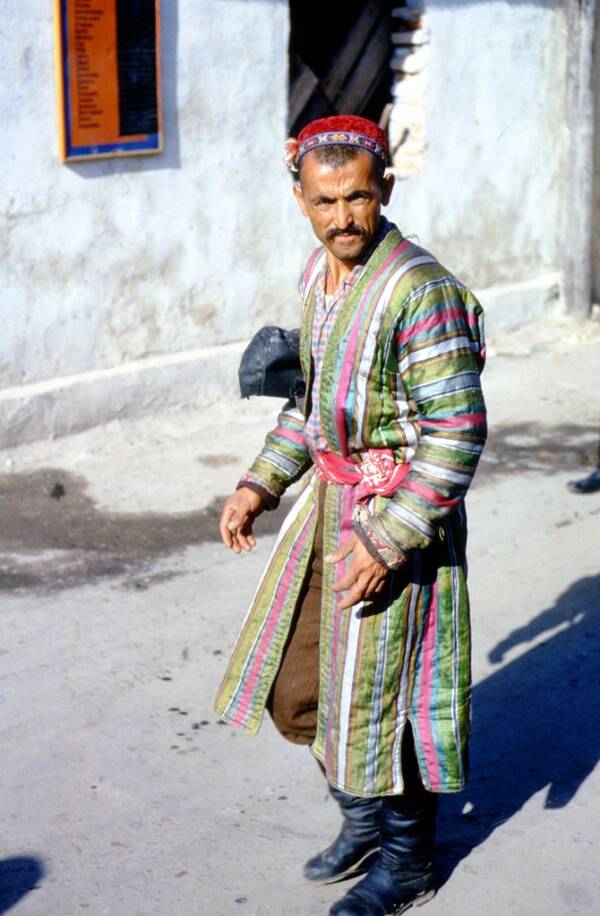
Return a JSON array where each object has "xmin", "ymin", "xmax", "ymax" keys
[{"xmin": 317, "ymin": 227, "xmax": 405, "ymax": 455}]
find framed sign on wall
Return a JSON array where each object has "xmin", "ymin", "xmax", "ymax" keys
[{"xmin": 54, "ymin": 0, "xmax": 163, "ymax": 162}]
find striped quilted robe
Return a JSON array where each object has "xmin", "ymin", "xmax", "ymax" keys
[{"xmin": 214, "ymin": 225, "xmax": 487, "ymax": 796}]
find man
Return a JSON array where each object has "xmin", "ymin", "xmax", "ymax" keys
[{"xmin": 215, "ymin": 115, "xmax": 487, "ymax": 915}]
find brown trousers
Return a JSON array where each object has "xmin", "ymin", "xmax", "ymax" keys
[
  {"xmin": 267, "ymin": 482, "xmax": 426, "ymax": 793},
  {"xmin": 266, "ymin": 483, "xmax": 325, "ymax": 745}
]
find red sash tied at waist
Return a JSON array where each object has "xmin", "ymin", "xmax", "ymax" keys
[{"xmin": 313, "ymin": 448, "xmax": 410, "ymax": 503}]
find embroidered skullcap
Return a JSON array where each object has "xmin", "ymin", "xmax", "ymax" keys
[{"xmin": 284, "ymin": 115, "xmax": 388, "ymax": 172}]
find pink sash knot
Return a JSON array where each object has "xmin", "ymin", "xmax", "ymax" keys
[{"xmin": 313, "ymin": 448, "xmax": 410, "ymax": 503}]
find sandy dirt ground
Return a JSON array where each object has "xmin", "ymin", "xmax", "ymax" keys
[{"xmin": 0, "ymin": 314, "xmax": 599, "ymax": 916}]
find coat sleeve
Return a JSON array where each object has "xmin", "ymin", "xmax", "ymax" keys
[
  {"xmin": 238, "ymin": 400, "xmax": 313, "ymax": 508},
  {"xmin": 354, "ymin": 281, "xmax": 487, "ymax": 567}
]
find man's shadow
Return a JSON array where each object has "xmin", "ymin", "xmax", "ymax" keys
[
  {"xmin": 0, "ymin": 857, "xmax": 44, "ymax": 914},
  {"xmin": 435, "ymin": 573, "xmax": 600, "ymax": 881}
]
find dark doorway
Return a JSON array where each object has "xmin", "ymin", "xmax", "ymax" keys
[{"xmin": 288, "ymin": 0, "xmax": 397, "ymax": 135}]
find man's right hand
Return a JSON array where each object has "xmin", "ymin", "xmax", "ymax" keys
[{"xmin": 219, "ymin": 486, "xmax": 265, "ymax": 554}]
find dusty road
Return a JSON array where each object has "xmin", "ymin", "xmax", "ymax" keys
[{"xmin": 1, "ymin": 316, "xmax": 599, "ymax": 915}]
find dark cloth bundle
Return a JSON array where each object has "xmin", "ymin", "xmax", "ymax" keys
[{"xmin": 238, "ymin": 325, "xmax": 305, "ymax": 401}]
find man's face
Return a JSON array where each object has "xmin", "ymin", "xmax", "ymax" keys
[{"xmin": 293, "ymin": 150, "xmax": 394, "ymax": 265}]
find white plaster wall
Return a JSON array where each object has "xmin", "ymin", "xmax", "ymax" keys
[
  {"xmin": 385, "ymin": 0, "xmax": 570, "ymax": 330},
  {"xmin": 592, "ymin": 0, "xmax": 600, "ymax": 301},
  {"xmin": 1, "ymin": 0, "xmax": 311, "ymax": 392},
  {"xmin": 0, "ymin": 0, "xmax": 583, "ymax": 443}
]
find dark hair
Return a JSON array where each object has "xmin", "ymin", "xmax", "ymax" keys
[{"xmin": 296, "ymin": 144, "xmax": 387, "ymax": 185}]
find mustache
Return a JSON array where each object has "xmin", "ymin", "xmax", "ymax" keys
[{"xmin": 326, "ymin": 225, "xmax": 366, "ymax": 240}]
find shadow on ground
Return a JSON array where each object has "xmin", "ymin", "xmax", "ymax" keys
[
  {"xmin": 0, "ymin": 468, "xmax": 293, "ymax": 594},
  {"xmin": 436, "ymin": 574, "xmax": 600, "ymax": 889},
  {"xmin": 475, "ymin": 421, "xmax": 598, "ymax": 483},
  {"xmin": 0, "ymin": 857, "xmax": 44, "ymax": 914},
  {"xmin": 1, "ymin": 419, "xmax": 597, "ymax": 593}
]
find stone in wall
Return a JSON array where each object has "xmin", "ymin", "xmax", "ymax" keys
[{"xmin": 389, "ymin": 3, "xmax": 428, "ymax": 178}]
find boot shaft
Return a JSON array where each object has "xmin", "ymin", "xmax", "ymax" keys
[{"xmin": 379, "ymin": 790, "xmax": 437, "ymax": 877}]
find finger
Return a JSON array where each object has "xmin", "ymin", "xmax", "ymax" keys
[
  {"xmin": 325, "ymin": 536, "xmax": 356, "ymax": 565},
  {"xmin": 364, "ymin": 569, "xmax": 387, "ymax": 591},
  {"xmin": 331, "ymin": 565, "xmax": 360, "ymax": 593},
  {"xmin": 222, "ymin": 528, "xmax": 234, "ymax": 549},
  {"xmin": 331, "ymin": 556, "xmax": 380, "ymax": 593},
  {"xmin": 337, "ymin": 584, "xmax": 366, "ymax": 610},
  {"xmin": 337, "ymin": 570, "xmax": 374, "ymax": 609},
  {"xmin": 231, "ymin": 530, "xmax": 244, "ymax": 554},
  {"xmin": 236, "ymin": 528, "xmax": 255, "ymax": 552},
  {"xmin": 226, "ymin": 511, "xmax": 252, "ymax": 551},
  {"xmin": 360, "ymin": 577, "xmax": 386, "ymax": 600},
  {"xmin": 339, "ymin": 568, "xmax": 388, "ymax": 607},
  {"xmin": 219, "ymin": 507, "xmax": 236, "ymax": 548}
]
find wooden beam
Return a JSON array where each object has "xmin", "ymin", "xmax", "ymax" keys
[
  {"xmin": 320, "ymin": 0, "xmax": 385, "ymax": 101},
  {"xmin": 289, "ymin": 56, "xmax": 320, "ymax": 128},
  {"xmin": 334, "ymin": 17, "xmax": 390, "ymax": 113}
]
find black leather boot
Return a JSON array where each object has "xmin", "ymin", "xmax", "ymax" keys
[
  {"xmin": 303, "ymin": 785, "xmax": 382, "ymax": 882},
  {"xmin": 328, "ymin": 790, "xmax": 437, "ymax": 915}
]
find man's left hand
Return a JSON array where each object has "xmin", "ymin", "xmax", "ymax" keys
[{"xmin": 326, "ymin": 534, "xmax": 389, "ymax": 610}]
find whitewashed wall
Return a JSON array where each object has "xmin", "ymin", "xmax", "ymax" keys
[
  {"xmin": 387, "ymin": 0, "xmax": 572, "ymax": 330},
  {"xmin": 0, "ymin": 0, "xmax": 591, "ymax": 445},
  {"xmin": 1, "ymin": 1, "xmax": 304, "ymax": 374},
  {"xmin": 0, "ymin": 0, "xmax": 313, "ymax": 444}
]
